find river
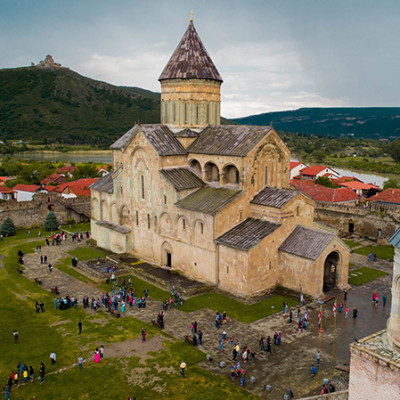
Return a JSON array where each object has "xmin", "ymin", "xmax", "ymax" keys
[{"xmin": 2, "ymin": 151, "xmax": 397, "ymax": 188}]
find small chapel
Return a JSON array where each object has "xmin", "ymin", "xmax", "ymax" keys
[{"xmin": 91, "ymin": 19, "xmax": 349, "ymax": 298}]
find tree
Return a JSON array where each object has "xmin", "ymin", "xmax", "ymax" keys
[
  {"xmin": 73, "ymin": 164, "xmax": 98, "ymax": 179},
  {"xmin": 315, "ymin": 176, "xmax": 338, "ymax": 188},
  {"xmin": 383, "ymin": 178, "xmax": 400, "ymax": 190},
  {"xmin": 389, "ymin": 140, "xmax": 400, "ymax": 162},
  {"xmin": 0, "ymin": 217, "xmax": 17, "ymax": 236},
  {"xmin": 44, "ymin": 211, "xmax": 59, "ymax": 231}
]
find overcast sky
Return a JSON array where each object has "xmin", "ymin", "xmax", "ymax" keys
[{"xmin": 1, "ymin": 0, "xmax": 399, "ymax": 118}]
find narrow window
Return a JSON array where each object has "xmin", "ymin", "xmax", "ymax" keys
[
  {"xmin": 296, "ymin": 206, "xmax": 299, "ymax": 216},
  {"xmin": 183, "ymin": 219, "xmax": 186, "ymax": 230},
  {"xmin": 136, "ymin": 211, "xmax": 139, "ymax": 226},
  {"xmin": 265, "ymin": 166, "xmax": 268, "ymax": 186},
  {"xmin": 173, "ymin": 103, "xmax": 176, "ymax": 122},
  {"xmin": 239, "ymin": 211, "xmax": 243, "ymax": 220},
  {"xmin": 141, "ymin": 175, "xmax": 145, "ymax": 199},
  {"xmin": 184, "ymin": 103, "xmax": 187, "ymax": 123},
  {"xmin": 163, "ymin": 195, "xmax": 167, "ymax": 205},
  {"xmin": 269, "ymin": 261, "xmax": 272, "ymax": 270},
  {"xmin": 120, "ymin": 186, "xmax": 123, "ymax": 194},
  {"xmin": 207, "ymin": 104, "xmax": 209, "ymax": 124},
  {"xmin": 147, "ymin": 214, "xmax": 150, "ymax": 229},
  {"xmin": 200, "ymin": 222, "xmax": 204, "ymax": 234},
  {"xmin": 165, "ymin": 101, "xmax": 168, "ymax": 121},
  {"xmin": 226, "ymin": 266, "xmax": 229, "ymax": 274},
  {"xmin": 154, "ymin": 216, "xmax": 157, "ymax": 229},
  {"xmin": 196, "ymin": 104, "xmax": 199, "ymax": 124}
]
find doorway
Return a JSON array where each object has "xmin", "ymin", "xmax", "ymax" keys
[
  {"xmin": 323, "ymin": 251, "xmax": 339, "ymax": 292},
  {"xmin": 166, "ymin": 252, "xmax": 172, "ymax": 268},
  {"xmin": 348, "ymin": 222, "xmax": 354, "ymax": 233}
]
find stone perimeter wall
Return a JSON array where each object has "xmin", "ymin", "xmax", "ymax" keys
[
  {"xmin": 297, "ymin": 390, "xmax": 348, "ymax": 400},
  {"xmin": 315, "ymin": 203, "xmax": 400, "ymax": 242},
  {"xmin": 0, "ymin": 194, "xmax": 90, "ymax": 228}
]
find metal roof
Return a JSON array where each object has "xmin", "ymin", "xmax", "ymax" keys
[
  {"xmin": 389, "ymin": 227, "xmax": 400, "ymax": 248},
  {"xmin": 215, "ymin": 218, "xmax": 281, "ymax": 251},
  {"xmin": 90, "ymin": 172, "xmax": 114, "ymax": 194},
  {"xmin": 159, "ymin": 21, "xmax": 223, "ymax": 82},
  {"xmin": 279, "ymin": 225, "xmax": 335, "ymax": 260},
  {"xmin": 251, "ymin": 187, "xmax": 299, "ymax": 209},
  {"xmin": 96, "ymin": 220, "xmax": 131, "ymax": 234},
  {"xmin": 174, "ymin": 128, "xmax": 200, "ymax": 138},
  {"xmin": 160, "ymin": 168, "xmax": 205, "ymax": 191},
  {"xmin": 175, "ymin": 187, "xmax": 241, "ymax": 214},
  {"xmin": 187, "ymin": 125, "xmax": 272, "ymax": 156},
  {"xmin": 110, "ymin": 124, "xmax": 187, "ymax": 156}
]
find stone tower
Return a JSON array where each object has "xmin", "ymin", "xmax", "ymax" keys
[{"xmin": 159, "ymin": 20, "xmax": 223, "ymax": 130}]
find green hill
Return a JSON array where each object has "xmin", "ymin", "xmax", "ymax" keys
[
  {"xmin": 233, "ymin": 107, "xmax": 400, "ymax": 139},
  {"xmin": 0, "ymin": 66, "xmax": 161, "ymax": 146}
]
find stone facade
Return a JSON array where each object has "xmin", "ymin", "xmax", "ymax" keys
[{"xmin": 90, "ymin": 20, "xmax": 350, "ymax": 298}]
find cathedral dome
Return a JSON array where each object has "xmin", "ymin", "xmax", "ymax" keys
[{"xmin": 159, "ymin": 20, "xmax": 223, "ymax": 82}]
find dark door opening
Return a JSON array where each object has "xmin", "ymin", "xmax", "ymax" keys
[
  {"xmin": 166, "ymin": 252, "xmax": 172, "ymax": 268},
  {"xmin": 323, "ymin": 251, "xmax": 339, "ymax": 292},
  {"xmin": 348, "ymin": 222, "xmax": 354, "ymax": 233}
]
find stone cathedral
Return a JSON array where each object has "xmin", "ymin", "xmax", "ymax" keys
[{"xmin": 91, "ymin": 20, "xmax": 349, "ymax": 298}]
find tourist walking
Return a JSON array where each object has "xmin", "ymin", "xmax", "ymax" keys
[
  {"xmin": 78, "ymin": 320, "xmax": 82, "ymax": 334},
  {"xmin": 141, "ymin": 328, "xmax": 146, "ymax": 342},
  {"xmin": 49, "ymin": 351, "xmax": 56, "ymax": 365},
  {"xmin": 78, "ymin": 355, "xmax": 83, "ymax": 369},
  {"xmin": 94, "ymin": 349, "xmax": 100, "ymax": 363},
  {"xmin": 198, "ymin": 330, "xmax": 203, "ymax": 345},
  {"xmin": 39, "ymin": 362, "xmax": 45, "ymax": 384},
  {"xmin": 353, "ymin": 306, "xmax": 358, "ymax": 318},
  {"xmin": 383, "ymin": 295, "xmax": 387, "ymax": 307},
  {"xmin": 180, "ymin": 361, "xmax": 186, "ymax": 377},
  {"xmin": 100, "ymin": 345, "xmax": 104, "ymax": 359},
  {"xmin": 13, "ymin": 330, "xmax": 19, "ymax": 344}
]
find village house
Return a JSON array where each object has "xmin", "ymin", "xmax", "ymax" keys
[
  {"xmin": 299, "ymin": 165, "xmax": 340, "ymax": 180},
  {"xmin": 0, "ymin": 186, "xmax": 15, "ymax": 201},
  {"xmin": 13, "ymin": 184, "xmax": 41, "ymax": 202},
  {"xmin": 90, "ymin": 20, "xmax": 350, "ymax": 298},
  {"xmin": 289, "ymin": 161, "xmax": 309, "ymax": 179}
]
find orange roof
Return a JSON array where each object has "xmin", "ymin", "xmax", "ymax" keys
[
  {"xmin": 13, "ymin": 184, "xmax": 41, "ymax": 192},
  {"xmin": 57, "ymin": 166, "xmax": 76, "ymax": 174},
  {"xmin": 0, "ymin": 186, "xmax": 15, "ymax": 194},
  {"xmin": 45, "ymin": 185, "xmax": 57, "ymax": 192},
  {"xmin": 55, "ymin": 178, "xmax": 98, "ymax": 197},
  {"xmin": 339, "ymin": 181, "xmax": 380, "ymax": 191},
  {"xmin": 367, "ymin": 188, "xmax": 400, "ymax": 205},
  {"xmin": 0, "ymin": 177, "xmax": 7, "ymax": 185},
  {"xmin": 291, "ymin": 179, "xmax": 358, "ymax": 203},
  {"xmin": 290, "ymin": 161, "xmax": 301, "ymax": 170}
]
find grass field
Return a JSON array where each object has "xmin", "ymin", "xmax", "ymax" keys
[
  {"xmin": 343, "ymin": 239, "xmax": 360, "ymax": 249},
  {"xmin": 353, "ymin": 245, "xmax": 394, "ymax": 261},
  {"xmin": 348, "ymin": 267, "xmax": 388, "ymax": 285},
  {"xmin": 0, "ymin": 234, "xmax": 255, "ymax": 399}
]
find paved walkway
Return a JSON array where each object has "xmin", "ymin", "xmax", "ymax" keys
[{"xmin": 21, "ymin": 239, "xmax": 393, "ymax": 399}]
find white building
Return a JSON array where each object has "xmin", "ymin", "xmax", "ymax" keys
[{"xmin": 13, "ymin": 184, "xmax": 40, "ymax": 201}]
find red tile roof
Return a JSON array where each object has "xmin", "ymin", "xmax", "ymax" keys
[
  {"xmin": 291, "ymin": 179, "xmax": 358, "ymax": 203},
  {"xmin": 57, "ymin": 166, "xmax": 76, "ymax": 174},
  {"xmin": 339, "ymin": 181, "xmax": 380, "ymax": 191},
  {"xmin": 13, "ymin": 184, "xmax": 41, "ymax": 192},
  {"xmin": 300, "ymin": 165, "xmax": 340, "ymax": 177},
  {"xmin": 45, "ymin": 185, "xmax": 57, "ymax": 192},
  {"xmin": 54, "ymin": 178, "xmax": 98, "ymax": 197},
  {"xmin": 0, "ymin": 186, "xmax": 15, "ymax": 194},
  {"xmin": 367, "ymin": 188, "xmax": 400, "ymax": 205},
  {"xmin": 290, "ymin": 161, "xmax": 301, "ymax": 170},
  {"xmin": 0, "ymin": 177, "xmax": 7, "ymax": 186}
]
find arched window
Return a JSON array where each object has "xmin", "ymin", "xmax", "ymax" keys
[
  {"xmin": 183, "ymin": 219, "xmax": 186, "ymax": 230},
  {"xmin": 204, "ymin": 162, "xmax": 220, "ymax": 182},
  {"xmin": 200, "ymin": 222, "xmax": 203, "ymax": 234},
  {"xmin": 222, "ymin": 164, "xmax": 239, "ymax": 186},
  {"xmin": 189, "ymin": 159, "xmax": 202, "ymax": 177},
  {"xmin": 141, "ymin": 175, "xmax": 145, "ymax": 199},
  {"xmin": 147, "ymin": 214, "xmax": 150, "ymax": 229},
  {"xmin": 136, "ymin": 211, "xmax": 139, "ymax": 226}
]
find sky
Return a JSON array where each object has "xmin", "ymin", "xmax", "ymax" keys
[{"xmin": 0, "ymin": 0, "xmax": 399, "ymax": 118}]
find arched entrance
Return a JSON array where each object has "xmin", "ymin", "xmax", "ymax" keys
[
  {"xmin": 323, "ymin": 251, "xmax": 339, "ymax": 292},
  {"xmin": 161, "ymin": 241, "xmax": 173, "ymax": 268}
]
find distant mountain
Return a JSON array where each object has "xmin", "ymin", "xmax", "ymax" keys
[
  {"xmin": 232, "ymin": 108, "xmax": 400, "ymax": 139},
  {"xmin": 0, "ymin": 65, "xmax": 161, "ymax": 146}
]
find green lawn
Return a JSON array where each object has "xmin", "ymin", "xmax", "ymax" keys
[
  {"xmin": 67, "ymin": 246, "xmax": 110, "ymax": 261},
  {"xmin": 353, "ymin": 245, "xmax": 394, "ymax": 261},
  {"xmin": 61, "ymin": 221, "xmax": 91, "ymax": 233},
  {"xmin": 55, "ymin": 257, "xmax": 96, "ymax": 284},
  {"xmin": 0, "ymin": 239, "xmax": 255, "ymax": 399},
  {"xmin": 343, "ymin": 239, "xmax": 360, "ymax": 249},
  {"xmin": 348, "ymin": 267, "xmax": 388, "ymax": 285},
  {"xmin": 101, "ymin": 274, "xmax": 298, "ymax": 323}
]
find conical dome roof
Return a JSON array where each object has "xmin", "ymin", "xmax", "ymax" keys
[{"xmin": 159, "ymin": 21, "xmax": 223, "ymax": 82}]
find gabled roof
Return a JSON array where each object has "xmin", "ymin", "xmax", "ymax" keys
[
  {"xmin": 215, "ymin": 218, "xmax": 281, "ymax": 251},
  {"xmin": 291, "ymin": 180, "xmax": 358, "ymax": 203},
  {"xmin": 367, "ymin": 188, "xmax": 400, "ymax": 205},
  {"xmin": 290, "ymin": 161, "xmax": 302, "ymax": 169},
  {"xmin": 57, "ymin": 166, "xmax": 76, "ymax": 174},
  {"xmin": 251, "ymin": 187, "xmax": 299, "ymax": 209},
  {"xmin": 110, "ymin": 124, "xmax": 187, "ymax": 156},
  {"xmin": 90, "ymin": 172, "xmax": 114, "ymax": 194},
  {"xmin": 389, "ymin": 227, "xmax": 400, "ymax": 248},
  {"xmin": 55, "ymin": 178, "xmax": 98, "ymax": 197},
  {"xmin": 159, "ymin": 21, "xmax": 223, "ymax": 82},
  {"xmin": 0, "ymin": 186, "xmax": 14, "ymax": 194},
  {"xmin": 45, "ymin": 185, "xmax": 57, "ymax": 192},
  {"xmin": 279, "ymin": 225, "xmax": 335, "ymax": 260},
  {"xmin": 175, "ymin": 187, "xmax": 241, "ymax": 214},
  {"xmin": 339, "ymin": 181, "xmax": 379, "ymax": 191},
  {"xmin": 187, "ymin": 125, "xmax": 272, "ymax": 156},
  {"xmin": 174, "ymin": 128, "xmax": 200, "ymax": 138},
  {"xmin": 300, "ymin": 165, "xmax": 338, "ymax": 176},
  {"xmin": 160, "ymin": 168, "xmax": 205, "ymax": 191},
  {"xmin": 13, "ymin": 184, "xmax": 41, "ymax": 192}
]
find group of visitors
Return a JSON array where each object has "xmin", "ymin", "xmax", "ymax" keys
[
  {"xmin": 35, "ymin": 301, "xmax": 45, "ymax": 313},
  {"xmin": 368, "ymin": 252, "xmax": 377, "ymax": 261},
  {"xmin": 94, "ymin": 346, "xmax": 104, "ymax": 363},
  {"xmin": 56, "ymin": 295, "xmax": 78, "ymax": 310},
  {"xmin": 372, "ymin": 290, "xmax": 387, "ymax": 307},
  {"xmin": 4, "ymin": 362, "xmax": 45, "ymax": 398}
]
